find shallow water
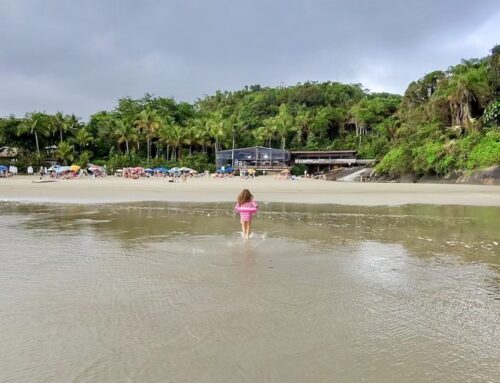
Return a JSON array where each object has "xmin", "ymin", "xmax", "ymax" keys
[{"xmin": 0, "ymin": 202, "xmax": 499, "ymax": 382}]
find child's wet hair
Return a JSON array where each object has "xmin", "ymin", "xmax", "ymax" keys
[{"xmin": 237, "ymin": 189, "xmax": 253, "ymax": 204}]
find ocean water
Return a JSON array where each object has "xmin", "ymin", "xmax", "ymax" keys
[{"xmin": 1, "ymin": 202, "xmax": 499, "ymax": 382}]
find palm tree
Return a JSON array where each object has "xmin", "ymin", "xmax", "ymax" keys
[
  {"xmin": 66, "ymin": 114, "xmax": 81, "ymax": 136},
  {"xmin": 73, "ymin": 128, "xmax": 93, "ymax": 154},
  {"xmin": 193, "ymin": 117, "xmax": 211, "ymax": 153},
  {"xmin": 262, "ymin": 117, "xmax": 278, "ymax": 147},
  {"xmin": 55, "ymin": 141, "xmax": 74, "ymax": 165},
  {"xmin": 168, "ymin": 125, "xmax": 185, "ymax": 161},
  {"xmin": 294, "ymin": 108, "xmax": 313, "ymax": 145},
  {"xmin": 115, "ymin": 120, "xmax": 138, "ymax": 154},
  {"xmin": 52, "ymin": 111, "xmax": 67, "ymax": 143},
  {"xmin": 134, "ymin": 109, "xmax": 162, "ymax": 163},
  {"xmin": 208, "ymin": 112, "xmax": 228, "ymax": 153},
  {"xmin": 183, "ymin": 125, "xmax": 198, "ymax": 155},
  {"xmin": 158, "ymin": 117, "xmax": 177, "ymax": 160},
  {"xmin": 253, "ymin": 126, "xmax": 272, "ymax": 146},
  {"xmin": 17, "ymin": 112, "xmax": 48, "ymax": 155}
]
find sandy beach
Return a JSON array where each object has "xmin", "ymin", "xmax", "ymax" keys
[{"xmin": 1, "ymin": 175, "xmax": 499, "ymax": 206}]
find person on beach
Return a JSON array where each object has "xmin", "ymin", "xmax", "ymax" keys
[{"xmin": 235, "ymin": 189, "xmax": 258, "ymax": 239}]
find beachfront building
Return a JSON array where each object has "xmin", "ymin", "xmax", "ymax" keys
[
  {"xmin": 216, "ymin": 147, "xmax": 375, "ymax": 174},
  {"xmin": 291, "ymin": 150, "xmax": 376, "ymax": 173},
  {"xmin": 216, "ymin": 146, "xmax": 290, "ymax": 171}
]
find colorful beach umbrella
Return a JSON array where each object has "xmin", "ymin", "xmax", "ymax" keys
[{"xmin": 70, "ymin": 164, "xmax": 81, "ymax": 172}]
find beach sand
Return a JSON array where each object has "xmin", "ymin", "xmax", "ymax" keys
[{"xmin": 1, "ymin": 175, "xmax": 499, "ymax": 206}]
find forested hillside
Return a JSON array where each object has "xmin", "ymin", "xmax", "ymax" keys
[{"xmin": 1, "ymin": 46, "xmax": 499, "ymax": 176}]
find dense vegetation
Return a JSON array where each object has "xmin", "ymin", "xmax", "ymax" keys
[{"xmin": 1, "ymin": 46, "xmax": 499, "ymax": 177}]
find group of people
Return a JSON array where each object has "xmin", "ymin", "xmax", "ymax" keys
[{"xmin": 0, "ymin": 165, "xmax": 18, "ymax": 177}]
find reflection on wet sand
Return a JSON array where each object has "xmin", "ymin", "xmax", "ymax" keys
[{"xmin": 0, "ymin": 202, "xmax": 499, "ymax": 382}]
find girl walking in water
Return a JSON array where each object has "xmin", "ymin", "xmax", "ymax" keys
[{"xmin": 235, "ymin": 189, "xmax": 258, "ymax": 239}]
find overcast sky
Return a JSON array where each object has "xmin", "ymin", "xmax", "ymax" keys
[{"xmin": 1, "ymin": 0, "xmax": 499, "ymax": 119}]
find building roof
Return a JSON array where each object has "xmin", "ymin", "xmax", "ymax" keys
[
  {"xmin": 291, "ymin": 150, "xmax": 357, "ymax": 155},
  {"xmin": 217, "ymin": 146, "xmax": 289, "ymax": 154}
]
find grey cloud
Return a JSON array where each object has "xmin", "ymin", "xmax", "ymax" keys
[{"xmin": 1, "ymin": 0, "xmax": 499, "ymax": 119}]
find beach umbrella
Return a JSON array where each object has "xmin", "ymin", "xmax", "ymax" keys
[
  {"xmin": 0, "ymin": 165, "xmax": 8, "ymax": 171},
  {"xmin": 129, "ymin": 166, "xmax": 144, "ymax": 174},
  {"xmin": 70, "ymin": 164, "xmax": 81, "ymax": 172},
  {"xmin": 144, "ymin": 168, "xmax": 153, "ymax": 173},
  {"xmin": 168, "ymin": 167, "xmax": 180, "ymax": 173},
  {"xmin": 153, "ymin": 167, "xmax": 168, "ymax": 173},
  {"xmin": 178, "ymin": 167, "xmax": 193, "ymax": 172}
]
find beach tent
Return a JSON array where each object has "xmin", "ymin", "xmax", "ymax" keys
[{"xmin": 48, "ymin": 165, "xmax": 59, "ymax": 172}]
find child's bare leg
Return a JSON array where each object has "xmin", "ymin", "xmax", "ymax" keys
[
  {"xmin": 241, "ymin": 221, "xmax": 246, "ymax": 237},
  {"xmin": 244, "ymin": 221, "xmax": 250, "ymax": 239}
]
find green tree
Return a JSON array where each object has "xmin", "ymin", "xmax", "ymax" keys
[
  {"xmin": 115, "ymin": 120, "xmax": 138, "ymax": 154},
  {"xmin": 17, "ymin": 112, "xmax": 49, "ymax": 155},
  {"xmin": 275, "ymin": 104, "xmax": 294, "ymax": 151},
  {"xmin": 55, "ymin": 141, "xmax": 74, "ymax": 165},
  {"xmin": 168, "ymin": 125, "xmax": 185, "ymax": 161},
  {"xmin": 52, "ymin": 111, "xmax": 67, "ymax": 143},
  {"xmin": 134, "ymin": 109, "xmax": 162, "ymax": 164},
  {"xmin": 73, "ymin": 128, "xmax": 93, "ymax": 154}
]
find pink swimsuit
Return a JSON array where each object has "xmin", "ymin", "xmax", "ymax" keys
[{"xmin": 235, "ymin": 200, "xmax": 258, "ymax": 222}]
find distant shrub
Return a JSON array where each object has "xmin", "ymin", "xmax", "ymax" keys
[
  {"xmin": 291, "ymin": 163, "xmax": 306, "ymax": 176},
  {"xmin": 466, "ymin": 129, "xmax": 500, "ymax": 169},
  {"xmin": 375, "ymin": 146, "xmax": 412, "ymax": 177}
]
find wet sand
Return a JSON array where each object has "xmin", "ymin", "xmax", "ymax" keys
[
  {"xmin": 1, "ymin": 202, "xmax": 499, "ymax": 382},
  {"xmin": 1, "ymin": 175, "xmax": 500, "ymax": 206}
]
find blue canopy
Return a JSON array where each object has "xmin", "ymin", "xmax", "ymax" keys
[
  {"xmin": 0, "ymin": 165, "xmax": 8, "ymax": 171},
  {"xmin": 217, "ymin": 166, "xmax": 234, "ymax": 173},
  {"xmin": 168, "ymin": 167, "xmax": 180, "ymax": 173},
  {"xmin": 55, "ymin": 166, "xmax": 71, "ymax": 173},
  {"xmin": 152, "ymin": 167, "xmax": 169, "ymax": 173},
  {"xmin": 144, "ymin": 168, "xmax": 153, "ymax": 173}
]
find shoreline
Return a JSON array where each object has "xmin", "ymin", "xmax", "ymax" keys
[{"xmin": 1, "ymin": 175, "xmax": 500, "ymax": 207}]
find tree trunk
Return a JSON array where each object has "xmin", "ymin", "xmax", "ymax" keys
[
  {"xmin": 34, "ymin": 131, "xmax": 40, "ymax": 155},
  {"xmin": 59, "ymin": 128, "xmax": 63, "ymax": 143},
  {"xmin": 126, "ymin": 140, "xmax": 129, "ymax": 154},
  {"xmin": 147, "ymin": 136, "xmax": 151, "ymax": 164}
]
